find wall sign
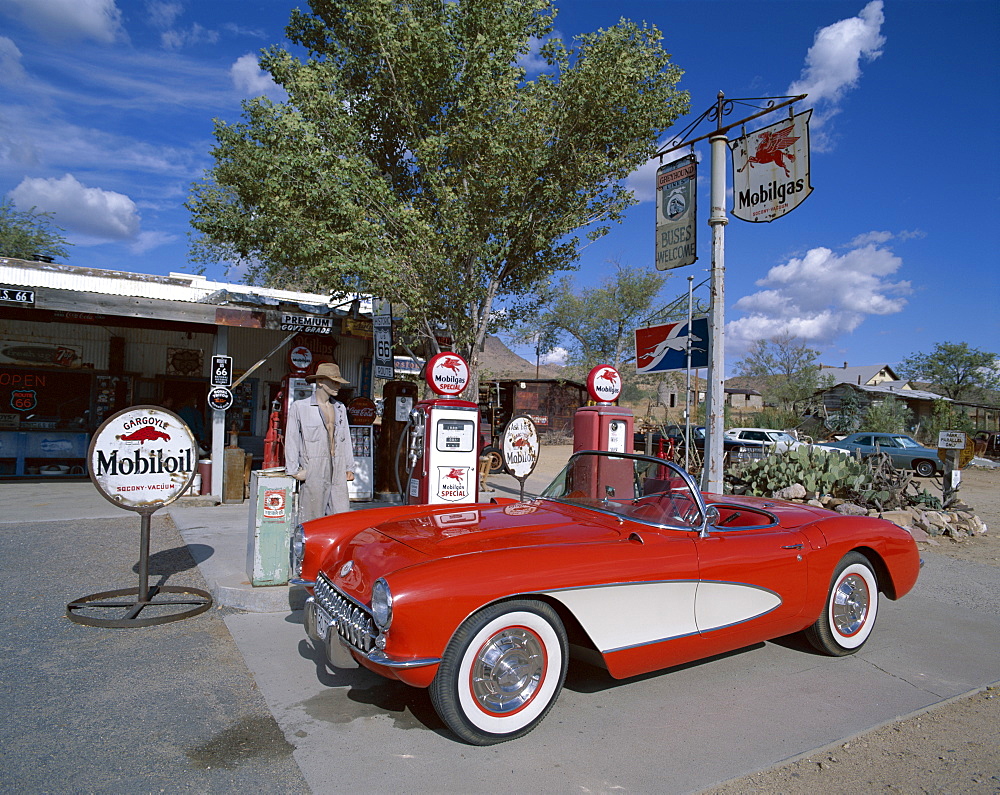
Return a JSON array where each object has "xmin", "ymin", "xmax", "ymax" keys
[
  {"xmin": 0, "ymin": 286, "xmax": 35, "ymax": 305},
  {"xmin": 208, "ymin": 386, "xmax": 234, "ymax": 411},
  {"xmin": 88, "ymin": 406, "xmax": 196, "ymax": 510},
  {"xmin": 280, "ymin": 313, "xmax": 333, "ymax": 334},
  {"xmin": 211, "ymin": 355, "xmax": 233, "ymax": 387}
]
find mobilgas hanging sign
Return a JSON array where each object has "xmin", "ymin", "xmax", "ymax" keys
[
  {"xmin": 730, "ymin": 109, "xmax": 813, "ymax": 223},
  {"xmin": 654, "ymin": 154, "xmax": 698, "ymax": 270}
]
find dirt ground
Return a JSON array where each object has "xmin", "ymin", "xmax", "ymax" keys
[{"xmin": 704, "ymin": 464, "xmax": 1000, "ymax": 794}]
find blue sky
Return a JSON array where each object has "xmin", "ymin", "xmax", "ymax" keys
[{"xmin": 2, "ymin": 0, "xmax": 998, "ymax": 374}]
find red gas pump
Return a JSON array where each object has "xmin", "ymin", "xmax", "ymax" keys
[
  {"xmin": 571, "ymin": 365, "xmax": 635, "ymax": 501},
  {"xmin": 405, "ymin": 353, "xmax": 481, "ymax": 505},
  {"xmin": 573, "ymin": 365, "xmax": 634, "ymax": 453}
]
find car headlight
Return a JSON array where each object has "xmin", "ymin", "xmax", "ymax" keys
[
  {"xmin": 371, "ymin": 578, "xmax": 393, "ymax": 630},
  {"xmin": 290, "ymin": 523, "xmax": 305, "ymax": 577}
]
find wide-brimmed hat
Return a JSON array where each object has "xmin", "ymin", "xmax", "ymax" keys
[{"xmin": 305, "ymin": 362, "xmax": 350, "ymax": 384}]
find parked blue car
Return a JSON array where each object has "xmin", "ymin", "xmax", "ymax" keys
[{"xmin": 818, "ymin": 432, "xmax": 940, "ymax": 477}]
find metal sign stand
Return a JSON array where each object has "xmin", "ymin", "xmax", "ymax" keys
[
  {"xmin": 655, "ymin": 91, "xmax": 808, "ymax": 492},
  {"xmin": 67, "ymin": 405, "xmax": 213, "ymax": 628},
  {"xmin": 66, "ymin": 507, "xmax": 212, "ymax": 628}
]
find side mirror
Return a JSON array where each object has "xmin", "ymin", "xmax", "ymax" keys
[{"xmin": 700, "ymin": 505, "xmax": 720, "ymax": 537}]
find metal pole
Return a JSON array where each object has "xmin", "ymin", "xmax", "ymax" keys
[
  {"xmin": 703, "ymin": 124, "xmax": 729, "ymax": 493},
  {"xmin": 138, "ymin": 511, "xmax": 151, "ymax": 603},
  {"xmin": 684, "ymin": 275, "xmax": 694, "ymax": 471}
]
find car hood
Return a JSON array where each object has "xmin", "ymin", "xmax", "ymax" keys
[{"xmin": 368, "ymin": 500, "xmax": 629, "ymax": 558}]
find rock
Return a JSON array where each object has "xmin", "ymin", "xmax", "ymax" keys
[
  {"xmin": 835, "ymin": 502, "xmax": 868, "ymax": 516},
  {"xmin": 807, "ymin": 499, "xmax": 825, "ymax": 508},
  {"xmin": 773, "ymin": 483, "xmax": 807, "ymax": 500},
  {"xmin": 881, "ymin": 509, "xmax": 916, "ymax": 528},
  {"xmin": 907, "ymin": 525, "xmax": 932, "ymax": 543},
  {"xmin": 924, "ymin": 511, "xmax": 949, "ymax": 529}
]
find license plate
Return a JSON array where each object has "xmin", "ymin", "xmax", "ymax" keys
[{"xmin": 314, "ymin": 604, "xmax": 332, "ymax": 640}]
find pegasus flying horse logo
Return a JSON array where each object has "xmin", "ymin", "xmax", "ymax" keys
[{"xmin": 737, "ymin": 124, "xmax": 800, "ymax": 177}]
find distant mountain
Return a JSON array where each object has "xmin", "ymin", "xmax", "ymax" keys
[{"xmin": 477, "ymin": 336, "xmax": 566, "ymax": 380}]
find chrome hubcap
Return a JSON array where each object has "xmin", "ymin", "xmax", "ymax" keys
[
  {"xmin": 833, "ymin": 573, "xmax": 869, "ymax": 636},
  {"xmin": 471, "ymin": 628, "xmax": 544, "ymax": 714}
]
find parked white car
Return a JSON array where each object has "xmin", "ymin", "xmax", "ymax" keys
[{"xmin": 724, "ymin": 427, "xmax": 805, "ymax": 453}]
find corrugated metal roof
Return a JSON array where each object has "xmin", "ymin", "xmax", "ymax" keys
[{"xmin": 0, "ymin": 257, "xmax": 371, "ymax": 314}]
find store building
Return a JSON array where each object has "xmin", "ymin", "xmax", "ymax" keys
[{"xmin": 0, "ymin": 258, "xmax": 374, "ymax": 496}]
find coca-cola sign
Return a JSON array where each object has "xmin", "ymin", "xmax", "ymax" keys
[
  {"xmin": 88, "ymin": 406, "xmax": 197, "ymax": 511},
  {"xmin": 346, "ymin": 397, "xmax": 377, "ymax": 425}
]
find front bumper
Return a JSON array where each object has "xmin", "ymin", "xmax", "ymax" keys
[{"xmin": 304, "ymin": 596, "xmax": 440, "ymax": 670}]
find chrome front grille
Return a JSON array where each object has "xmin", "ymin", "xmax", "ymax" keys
[{"xmin": 314, "ymin": 571, "xmax": 377, "ymax": 653}]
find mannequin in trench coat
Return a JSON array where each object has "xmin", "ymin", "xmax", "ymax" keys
[{"xmin": 285, "ymin": 363, "xmax": 356, "ymax": 522}]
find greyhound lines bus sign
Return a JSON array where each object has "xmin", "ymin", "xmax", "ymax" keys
[{"xmin": 89, "ymin": 406, "xmax": 197, "ymax": 510}]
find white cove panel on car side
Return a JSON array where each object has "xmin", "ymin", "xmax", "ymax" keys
[
  {"xmin": 545, "ymin": 582, "xmax": 698, "ymax": 653},
  {"xmin": 695, "ymin": 582, "xmax": 781, "ymax": 632}
]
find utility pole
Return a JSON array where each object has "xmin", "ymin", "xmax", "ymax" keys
[{"xmin": 655, "ymin": 91, "xmax": 807, "ymax": 493}]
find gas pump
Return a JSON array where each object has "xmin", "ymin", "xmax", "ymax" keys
[
  {"xmin": 571, "ymin": 365, "xmax": 635, "ymax": 502},
  {"xmin": 405, "ymin": 353, "xmax": 480, "ymax": 505},
  {"xmin": 573, "ymin": 365, "xmax": 634, "ymax": 453}
]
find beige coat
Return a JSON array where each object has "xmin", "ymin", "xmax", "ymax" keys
[{"xmin": 285, "ymin": 395, "xmax": 355, "ymax": 522}]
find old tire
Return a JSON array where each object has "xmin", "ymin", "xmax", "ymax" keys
[
  {"xmin": 914, "ymin": 459, "xmax": 936, "ymax": 478},
  {"xmin": 805, "ymin": 552, "xmax": 879, "ymax": 656},
  {"xmin": 483, "ymin": 446, "xmax": 505, "ymax": 475},
  {"xmin": 429, "ymin": 600, "xmax": 567, "ymax": 745}
]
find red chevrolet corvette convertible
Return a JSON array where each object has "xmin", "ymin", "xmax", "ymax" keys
[{"xmin": 291, "ymin": 450, "xmax": 920, "ymax": 745}]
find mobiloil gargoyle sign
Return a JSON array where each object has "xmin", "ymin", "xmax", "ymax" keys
[
  {"xmin": 69, "ymin": 405, "xmax": 211, "ymax": 627},
  {"xmin": 730, "ymin": 109, "xmax": 813, "ymax": 223}
]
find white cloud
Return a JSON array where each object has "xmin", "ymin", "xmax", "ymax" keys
[
  {"xmin": 146, "ymin": 0, "xmax": 182, "ymax": 29},
  {"xmin": 129, "ymin": 229, "xmax": 176, "ymax": 254},
  {"xmin": 231, "ymin": 53, "xmax": 286, "ymax": 100},
  {"xmin": 788, "ymin": 0, "xmax": 885, "ymax": 140},
  {"xmin": 0, "ymin": 36, "xmax": 27, "ymax": 85},
  {"xmin": 0, "ymin": 0, "xmax": 125, "ymax": 43},
  {"xmin": 540, "ymin": 346, "xmax": 569, "ymax": 366},
  {"xmin": 161, "ymin": 22, "xmax": 219, "ymax": 50},
  {"xmin": 727, "ymin": 241, "xmax": 911, "ymax": 353},
  {"xmin": 517, "ymin": 36, "xmax": 549, "ymax": 73},
  {"xmin": 10, "ymin": 174, "xmax": 140, "ymax": 239}
]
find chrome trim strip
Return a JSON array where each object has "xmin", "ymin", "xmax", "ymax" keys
[
  {"xmin": 364, "ymin": 650, "xmax": 441, "ymax": 669},
  {"xmin": 289, "ymin": 578, "xmax": 316, "ymax": 587}
]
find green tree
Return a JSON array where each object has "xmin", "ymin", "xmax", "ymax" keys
[
  {"xmin": 538, "ymin": 263, "xmax": 678, "ymax": 372},
  {"xmin": 826, "ymin": 386, "xmax": 864, "ymax": 434},
  {"xmin": 735, "ymin": 334, "xmax": 826, "ymax": 413},
  {"xmin": 861, "ymin": 395, "xmax": 913, "ymax": 434},
  {"xmin": 0, "ymin": 199, "xmax": 72, "ymax": 261},
  {"xmin": 899, "ymin": 341, "xmax": 1000, "ymax": 401},
  {"xmin": 919, "ymin": 399, "xmax": 974, "ymax": 444},
  {"xmin": 187, "ymin": 0, "xmax": 688, "ymax": 387}
]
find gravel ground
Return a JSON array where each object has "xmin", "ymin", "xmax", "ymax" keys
[{"xmin": 703, "ymin": 464, "xmax": 1000, "ymax": 795}]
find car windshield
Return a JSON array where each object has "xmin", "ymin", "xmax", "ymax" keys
[
  {"xmin": 540, "ymin": 451, "xmax": 704, "ymax": 529},
  {"xmin": 892, "ymin": 436, "xmax": 921, "ymax": 448},
  {"xmin": 768, "ymin": 431, "xmax": 797, "ymax": 443}
]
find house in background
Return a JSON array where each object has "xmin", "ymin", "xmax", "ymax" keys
[{"xmin": 819, "ymin": 362, "xmax": 909, "ymax": 389}]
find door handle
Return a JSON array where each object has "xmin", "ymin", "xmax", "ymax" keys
[{"xmin": 781, "ymin": 543, "xmax": 804, "ymax": 550}]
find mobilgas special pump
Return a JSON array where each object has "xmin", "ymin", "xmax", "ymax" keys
[{"xmin": 404, "ymin": 353, "xmax": 480, "ymax": 505}]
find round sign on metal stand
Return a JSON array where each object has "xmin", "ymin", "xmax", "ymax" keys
[
  {"xmin": 501, "ymin": 415, "xmax": 540, "ymax": 502},
  {"xmin": 67, "ymin": 405, "xmax": 213, "ymax": 628}
]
